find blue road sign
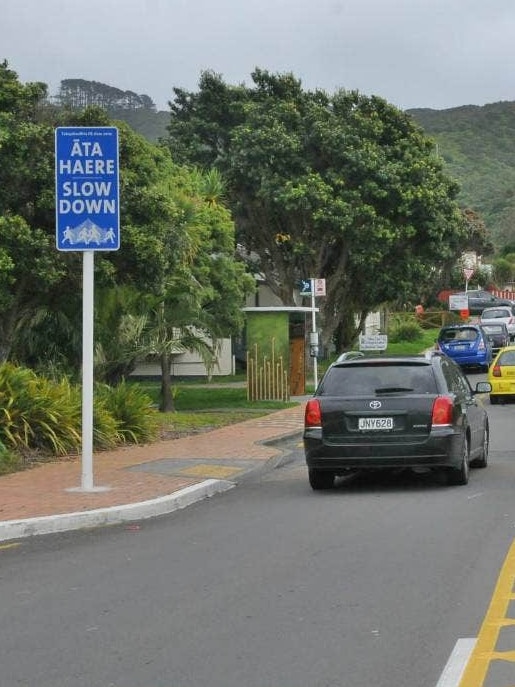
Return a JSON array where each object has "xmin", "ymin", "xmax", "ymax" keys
[
  {"xmin": 55, "ymin": 127, "xmax": 120, "ymax": 251},
  {"xmin": 299, "ymin": 278, "xmax": 312, "ymax": 296}
]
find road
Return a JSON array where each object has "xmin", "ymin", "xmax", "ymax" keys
[{"xmin": 1, "ymin": 376, "xmax": 514, "ymax": 687}]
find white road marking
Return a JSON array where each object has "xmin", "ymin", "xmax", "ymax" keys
[{"xmin": 435, "ymin": 638, "xmax": 476, "ymax": 687}]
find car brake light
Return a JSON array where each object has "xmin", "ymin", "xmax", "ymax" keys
[
  {"xmin": 492, "ymin": 365, "xmax": 502, "ymax": 377},
  {"xmin": 305, "ymin": 399, "xmax": 322, "ymax": 427},
  {"xmin": 478, "ymin": 339, "xmax": 485, "ymax": 350},
  {"xmin": 431, "ymin": 396, "xmax": 453, "ymax": 426}
]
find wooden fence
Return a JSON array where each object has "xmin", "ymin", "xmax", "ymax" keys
[{"xmin": 246, "ymin": 340, "xmax": 290, "ymax": 402}]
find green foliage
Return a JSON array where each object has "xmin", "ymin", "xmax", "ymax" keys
[
  {"xmin": 408, "ymin": 103, "xmax": 515, "ymax": 249},
  {"xmin": 0, "ymin": 63, "xmax": 253, "ymax": 380},
  {"xmin": 0, "ymin": 362, "xmax": 164, "ymax": 467},
  {"xmin": 388, "ymin": 316, "xmax": 425, "ymax": 343},
  {"xmin": 0, "ymin": 363, "xmax": 82, "ymax": 456},
  {"xmin": 166, "ymin": 69, "xmax": 467, "ymax": 349},
  {"xmin": 386, "ymin": 327, "xmax": 438, "ymax": 355},
  {"xmin": 0, "ymin": 439, "xmax": 22, "ymax": 475},
  {"xmin": 95, "ymin": 381, "xmax": 159, "ymax": 444},
  {"xmin": 135, "ymin": 382, "xmax": 294, "ymax": 411},
  {"xmin": 492, "ymin": 257, "xmax": 515, "ymax": 286}
]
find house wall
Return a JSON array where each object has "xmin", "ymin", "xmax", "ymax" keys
[
  {"xmin": 131, "ymin": 280, "xmax": 311, "ymax": 379},
  {"xmin": 246, "ymin": 278, "xmax": 284, "ymax": 307},
  {"xmin": 130, "ymin": 338, "xmax": 233, "ymax": 379}
]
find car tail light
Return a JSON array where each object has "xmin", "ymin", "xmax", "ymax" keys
[
  {"xmin": 431, "ymin": 396, "xmax": 453, "ymax": 426},
  {"xmin": 305, "ymin": 399, "xmax": 322, "ymax": 427},
  {"xmin": 478, "ymin": 338, "xmax": 485, "ymax": 350},
  {"xmin": 492, "ymin": 365, "xmax": 502, "ymax": 377}
]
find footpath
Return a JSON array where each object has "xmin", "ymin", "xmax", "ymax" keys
[{"xmin": 0, "ymin": 398, "xmax": 308, "ymax": 543}]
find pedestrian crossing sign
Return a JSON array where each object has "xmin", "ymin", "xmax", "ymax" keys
[{"xmin": 55, "ymin": 127, "xmax": 120, "ymax": 251}]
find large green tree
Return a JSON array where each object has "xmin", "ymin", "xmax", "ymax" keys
[{"xmin": 167, "ymin": 69, "xmax": 469, "ymax": 348}]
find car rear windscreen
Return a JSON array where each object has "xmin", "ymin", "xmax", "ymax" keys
[
  {"xmin": 319, "ymin": 364, "xmax": 437, "ymax": 396},
  {"xmin": 439, "ymin": 327, "xmax": 478, "ymax": 342},
  {"xmin": 498, "ymin": 350, "xmax": 515, "ymax": 366},
  {"xmin": 482, "ymin": 309, "xmax": 510, "ymax": 318}
]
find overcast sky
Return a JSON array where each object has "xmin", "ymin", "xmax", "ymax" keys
[{"xmin": 3, "ymin": 0, "xmax": 515, "ymax": 112}]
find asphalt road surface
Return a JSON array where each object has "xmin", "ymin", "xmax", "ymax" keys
[{"xmin": 1, "ymin": 377, "xmax": 514, "ymax": 687}]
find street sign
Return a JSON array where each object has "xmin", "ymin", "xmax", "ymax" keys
[
  {"xmin": 299, "ymin": 279, "xmax": 312, "ymax": 296},
  {"xmin": 55, "ymin": 127, "xmax": 120, "ymax": 251},
  {"xmin": 449, "ymin": 293, "xmax": 469, "ymax": 311},
  {"xmin": 463, "ymin": 268, "xmax": 474, "ymax": 281},
  {"xmin": 359, "ymin": 334, "xmax": 388, "ymax": 351},
  {"xmin": 314, "ymin": 278, "xmax": 326, "ymax": 296}
]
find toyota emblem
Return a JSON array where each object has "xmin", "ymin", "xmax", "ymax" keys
[{"xmin": 369, "ymin": 400, "xmax": 382, "ymax": 409}]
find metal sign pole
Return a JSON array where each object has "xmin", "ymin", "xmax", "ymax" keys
[
  {"xmin": 311, "ymin": 278, "xmax": 318, "ymax": 389},
  {"xmin": 82, "ymin": 251, "xmax": 95, "ymax": 490}
]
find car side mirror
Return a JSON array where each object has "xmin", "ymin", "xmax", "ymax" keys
[{"xmin": 475, "ymin": 381, "xmax": 492, "ymax": 394}]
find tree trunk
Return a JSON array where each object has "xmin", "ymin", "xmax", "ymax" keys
[{"xmin": 159, "ymin": 352, "xmax": 175, "ymax": 412}]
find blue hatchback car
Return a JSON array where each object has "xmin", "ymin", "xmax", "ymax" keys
[{"xmin": 436, "ymin": 324, "xmax": 493, "ymax": 370}]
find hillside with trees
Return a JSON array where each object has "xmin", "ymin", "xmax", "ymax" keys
[
  {"xmin": 407, "ymin": 102, "xmax": 515, "ymax": 248},
  {"xmin": 53, "ymin": 78, "xmax": 170, "ymax": 142}
]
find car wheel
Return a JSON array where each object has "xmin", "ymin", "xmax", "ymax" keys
[
  {"xmin": 472, "ymin": 426, "xmax": 489, "ymax": 468},
  {"xmin": 448, "ymin": 437, "xmax": 470, "ymax": 486},
  {"xmin": 308, "ymin": 468, "xmax": 335, "ymax": 490}
]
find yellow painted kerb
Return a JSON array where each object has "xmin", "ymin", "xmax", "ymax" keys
[
  {"xmin": 179, "ymin": 464, "xmax": 242, "ymax": 479},
  {"xmin": 459, "ymin": 538, "xmax": 515, "ymax": 686}
]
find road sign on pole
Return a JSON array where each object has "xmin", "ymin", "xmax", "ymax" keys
[
  {"xmin": 314, "ymin": 278, "xmax": 326, "ymax": 296},
  {"xmin": 55, "ymin": 126, "xmax": 119, "ymax": 493},
  {"xmin": 299, "ymin": 279, "xmax": 312, "ymax": 296},
  {"xmin": 55, "ymin": 127, "xmax": 120, "ymax": 251}
]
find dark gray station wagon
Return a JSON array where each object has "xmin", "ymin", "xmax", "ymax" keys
[{"xmin": 303, "ymin": 351, "xmax": 491, "ymax": 490}]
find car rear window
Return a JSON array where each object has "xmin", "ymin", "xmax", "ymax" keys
[
  {"xmin": 439, "ymin": 327, "xmax": 478, "ymax": 342},
  {"xmin": 497, "ymin": 350, "xmax": 515, "ymax": 366},
  {"xmin": 319, "ymin": 363, "xmax": 437, "ymax": 396},
  {"xmin": 482, "ymin": 309, "xmax": 510, "ymax": 318}
]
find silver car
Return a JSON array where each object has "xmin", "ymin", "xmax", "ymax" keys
[{"xmin": 479, "ymin": 306, "xmax": 515, "ymax": 340}]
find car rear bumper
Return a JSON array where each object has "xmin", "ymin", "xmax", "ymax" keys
[
  {"xmin": 490, "ymin": 379, "xmax": 515, "ymax": 395},
  {"xmin": 304, "ymin": 427, "xmax": 462, "ymax": 471}
]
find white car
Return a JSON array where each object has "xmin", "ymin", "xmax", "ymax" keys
[{"xmin": 480, "ymin": 306, "xmax": 515, "ymax": 340}]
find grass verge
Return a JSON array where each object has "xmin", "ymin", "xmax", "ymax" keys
[{"xmin": 133, "ymin": 383, "xmax": 300, "ymax": 439}]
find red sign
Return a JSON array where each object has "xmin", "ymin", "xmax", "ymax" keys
[
  {"xmin": 314, "ymin": 278, "xmax": 326, "ymax": 296},
  {"xmin": 463, "ymin": 268, "xmax": 474, "ymax": 281}
]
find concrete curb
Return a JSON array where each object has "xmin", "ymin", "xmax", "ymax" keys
[{"xmin": 0, "ymin": 479, "xmax": 234, "ymax": 543}]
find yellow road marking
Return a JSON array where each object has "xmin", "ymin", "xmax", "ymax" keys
[
  {"xmin": 459, "ymin": 538, "xmax": 515, "ymax": 686},
  {"xmin": 0, "ymin": 543, "xmax": 20, "ymax": 550},
  {"xmin": 179, "ymin": 464, "xmax": 242, "ymax": 479}
]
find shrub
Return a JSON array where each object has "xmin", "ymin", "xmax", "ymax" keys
[
  {"xmin": 0, "ymin": 440, "xmax": 22, "ymax": 475},
  {"xmin": 388, "ymin": 319, "xmax": 424, "ymax": 343},
  {"xmin": 0, "ymin": 363, "xmax": 82, "ymax": 456},
  {"xmin": 0, "ymin": 364, "xmax": 160, "ymax": 466},
  {"xmin": 95, "ymin": 381, "xmax": 159, "ymax": 444}
]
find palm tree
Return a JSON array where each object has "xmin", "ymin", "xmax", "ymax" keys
[{"xmin": 140, "ymin": 291, "xmax": 216, "ymax": 412}]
